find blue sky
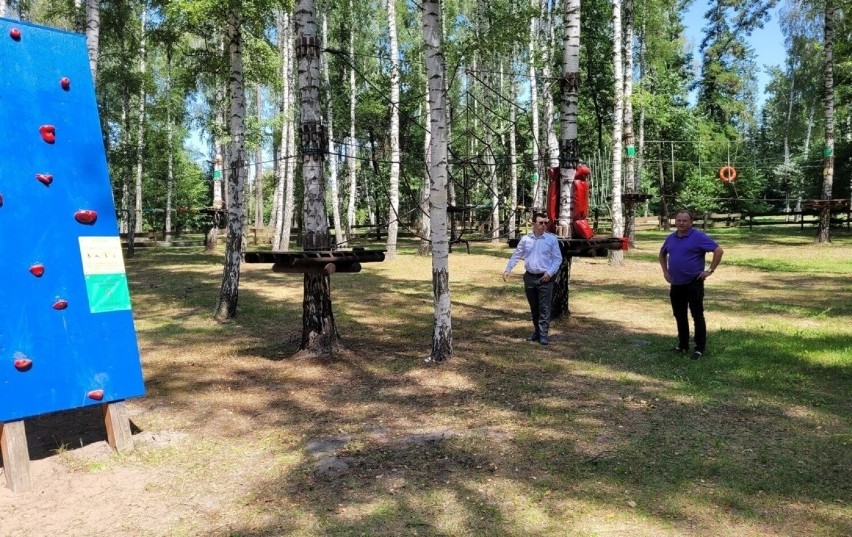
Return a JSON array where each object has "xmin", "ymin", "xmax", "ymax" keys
[{"xmin": 683, "ymin": 2, "xmax": 786, "ymax": 107}]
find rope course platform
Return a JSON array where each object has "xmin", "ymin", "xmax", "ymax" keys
[
  {"xmin": 621, "ymin": 192, "xmax": 653, "ymax": 204},
  {"xmin": 244, "ymin": 248, "xmax": 386, "ymax": 275}
]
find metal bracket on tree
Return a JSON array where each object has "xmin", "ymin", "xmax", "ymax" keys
[{"xmin": 300, "ymin": 121, "xmax": 326, "ymax": 155}]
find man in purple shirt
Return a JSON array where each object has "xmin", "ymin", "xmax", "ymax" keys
[
  {"xmin": 504, "ymin": 212, "xmax": 564, "ymax": 345},
  {"xmin": 659, "ymin": 210, "xmax": 724, "ymax": 359}
]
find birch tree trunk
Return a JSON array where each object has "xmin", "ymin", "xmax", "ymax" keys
[
  {"xmin": 86, "ymin": 0, "xmax": 100, "ymax": 80},
  {"xmin": 322, "ymin": 12, "xmax": 346, "ymax": 246},
  {"xmin": 817, "ymin": 0, "xmax": 835, "ymax": 243},
  {"xmin": 529, "ymin": 0, "xmax": 543, "ymax": 209},
  {"xmin": 347, "ymin": 0, "xmax": 358, "ymax": 234},
  {"xmin": 542, "ymin": 1, "xmax": 560, "ymax": 179},
  {"xmin": 508, "ymin": 53, "xmax": 519, "ymax": 239},
  {"xmin": 134, "ymin": 6, "xmax": 147, "ymax": 234},
  {"xmin": 214, "ymin": 6, "xmax": 248, "ymax": 321},
  {"xmin": 165, "ymin": 44, "xmax": 174, "ymax": 238},
  {"xmin": 608, "ymin": 0, "xmax": 625, "ymax": 266},
  {"xmin": 385, "ymin": 0, "xmax": 401, "ymax": 258},
  {"xmin": 418, "ymin": 69, "xmax": 432, "ymax": 256},
  {"xmin": 424, "ymin": 0, "xmax": 452, "ymax": 363},
  {"xmin": 296, "ymin": 0, "xmax": 341, "ymax": 355},
  {"xmin": 623, "ymin": 0, "xmax": 636, "ymax": 245},
  {"xmin": 557, "ymin": 0, "xmax": 580, "ymax": 237},
  {"xmin": 281, "ymin": 11, "xmax": 297, "ymax": 250},
  {"xmin": 271, "ymin": 10, "xmax": 288, "ymax": 249},
  {"xmin": 552, "ymin": 0, "xmax": 581, "ymax": 319},
  {"xmin": 254, "ymin": 84, "xmax": 264, "ymax": 230}
]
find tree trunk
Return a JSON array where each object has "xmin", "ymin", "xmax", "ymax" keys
[
  {"xmin": 542, "ymin": 1, "xmax": 560, "ymax": 183},
  {"xmin": 557, "ymin": 0, "xmax": 580, "ymax": 237},
  {"xmin": 134, "ymin": 6, "xmax": 147, "ymax": 235},
  {"xmin": 419, "ymin": 67, "xmax": 432, "ymax": 256},
  {"xmin": 552, "ymin": 0, "xmax": 581, "ymax": 319},
  {"xmin": 347, "ymin": 0, "xmax": 358, "ymax": 234},
  {"xmin": 255, "ymin": 85, "xmax": 264, "ymax": 230},
  {"xmin": 165, "ymin": 44, "xmax": 174, "ymax": 238},
  {"xmin": 623, "ymin": 0, "xmax": 636, "ymax": 245},
  {"xmin": 488, "ymin": 131, "xmax": 499, "ymax": 242},
  {"xmin": 424, "ymin": 0, "xmax": 452, "ymax": 363},
  {"xmin": 529, "ymin": 0, "xmax": 543, "ymax": 209},
  {"xmin": 282, "ymin": 12, "xmax": 297, "ymax": 250},
  {"xmin": 322, "ymin": 12, "xmax": 346, "ymax": 247},
  {"xmin": 385, "ymin": 0, "xmax": 401, "ymax": 258},
  {"xmin": 85, "ymin": 0, "xmax": 99, "ymax": 80},
  {"xmin": 214, "ymin": 6, "xmax": 248, "ymax": 321},
  {"xmin": 296, "ymin": 0, "xmax": 341, "ymax": 356},
  {"xmin": 508, "ymin": 52, "xmax": 519, "ymax": 239},
  {"xmin": 817, "ymin": 1, "xmax": 835, "ymax": 243},
  {"xmin": 608, "ymin": 0, "xmax": 625, "ymax": 266}
]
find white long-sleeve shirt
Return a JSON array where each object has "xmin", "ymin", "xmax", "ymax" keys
[{"xmin": 505, "ymin": 232, "xmax": 563, "ymax": 276}]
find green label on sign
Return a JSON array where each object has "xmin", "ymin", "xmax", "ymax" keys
[
  {"xmin": 626, "ymin": 146, "xmax": 636, "ymax": 157},
  {"xmin": 531, "ymin": 172, "xmax": 539, "ymax": 183},
  {"xmin": 213, "ymin": 170, "xmax": 222, "ymax": 179},
  {"xmin": 85, "ymin": 273, "xmax": 132, "ymax": 313},
  {"xmin": 824, "ymin": 147, "xmax": 833, "ymax": 157}
]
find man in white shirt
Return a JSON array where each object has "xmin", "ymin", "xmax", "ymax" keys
[{"xmin": 503, "ymin": 212, "xmax": 564, "ymax": 345}]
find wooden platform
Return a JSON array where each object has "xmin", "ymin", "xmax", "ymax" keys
[{"xmin": 244, "ymin": 248, "xmax": 386, "ymax": 274}]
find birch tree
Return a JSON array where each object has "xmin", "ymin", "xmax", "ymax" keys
[
  {"xmin": 214, "ymin": 4, "xmax": 248, "ymax": 321},
  {"xmin": 557, "ymin": 0, "xmax": 580, "ymax": 237},
  {"xmin": 86, "ymin": 0, "xmax": 100, "ymax": 80},
  {"xmin": 817, "ymin": 0, "xmax": 835, "ymax": 243},
  {"xmin": 609, "ymin": 0, "xmax": 625, "ymax": 266},
  {"xmin": 321, "ymin": 12, "xmax": 345, "ymax": 246},
  {"xmin": 346, "ymin": 0, "xmax": 358, "ymax": 235},
  {"xmin": 623, "ymin": 0, "xmax": 636, "ymax": 245},
  {"xmin": 424, "ymin": 0, "xmax": 452, "ymax": 363},
  {"xmin": 134, "ymin": 5, "xmax": 147, "ymax": 234},
  {"xmin": 296, "ymin": 0, "xmax": 341, "ymax": 355},
  {"xmin": 385, "ymin": 0, "xmax": 401, "ymax": 258}
]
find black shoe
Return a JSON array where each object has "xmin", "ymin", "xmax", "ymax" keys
[
  {"xmin": 527, "ymin": 333, "xmax": 541, "ymax": 341},
  {"xmin": 691, "ymin": 350, "xmax": 703, "ymax": 360},
  {"xmin": 673, "ymin": 346, "xmax": 688, "ymax": 354},
  {"xmin": 539, "ymin": 336, "xmax": 549, "ymax": 346}
]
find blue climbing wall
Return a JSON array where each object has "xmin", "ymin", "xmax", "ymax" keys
[{"xmin": 0, "ymin": 18, "xmax": 145, "ymax": 422}]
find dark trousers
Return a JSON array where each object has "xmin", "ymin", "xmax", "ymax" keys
[
  {"xmin": 524, "ymin": 272, "xmax": 554, "ymax": 337},
  {"xmin": 670, "ymin": 278, "xmax": 706, "ymax": 351}
]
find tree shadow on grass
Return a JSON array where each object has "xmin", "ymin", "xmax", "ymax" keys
[{"xmin": 14, "ymin": 246, "xmax": 847, "ymax": 535}]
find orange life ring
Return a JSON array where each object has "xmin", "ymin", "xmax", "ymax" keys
[{"xmin": 719, "ymin": 166, "xmax": 737, "ymax": 183}]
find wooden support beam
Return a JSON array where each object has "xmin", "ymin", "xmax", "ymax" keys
[
  {"xmin": 1, "ymin": 420, "xmax": 32, "ymax": 493},
  {"xmin": 103, "ymin": 401, "xmax": 133, "ymax": 454}
]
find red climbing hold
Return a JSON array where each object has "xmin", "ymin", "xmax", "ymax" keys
[
  {"xmin": 53, "ymin": 299, "xmax": 69, "ymax": 310},
  {"xmin": 87, "ymin": 389, "xmax": 104, "ymax": 401},
  {"xmin": 29, "ymin": 264, "xmax": 45, "ymax": 277},
  {"xmin": 36, "ymin": 173, "xmax": 53, "ymax": 186},
  {"xmin": 39, "ymin": 125, "xmax": 56, "ymax": 144},
  {"xmin": 9, "ymin": 28, "xmax": 21, "ymax": 41},
  {"xmin": 14, "ymin": 358, "xmax": 33, "ymax": 372},
  {"xmin": 74, "ymin": 209, "xmax": 98, "ymax": 224},
  {"xmin": 60, "ymin": 77, "xmax": 71, "ymax": 90}
]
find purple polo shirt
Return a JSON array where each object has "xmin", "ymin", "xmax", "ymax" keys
[{"xmin": 660, "ymin": 227, "xmax": 719, "ymax": 285}]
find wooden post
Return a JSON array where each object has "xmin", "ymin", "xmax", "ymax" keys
[
  {"xmin": 1, "ymin": 421, "xmax": 32, "ymax": 493},
  {"xmin": 103, "ymin": 401, "xmax": 133, "ymax": 454}
]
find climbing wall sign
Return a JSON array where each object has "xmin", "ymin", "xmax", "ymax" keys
[{"xmin": 0, "ymin": 18, "xmax": 145, "ymax": 422}]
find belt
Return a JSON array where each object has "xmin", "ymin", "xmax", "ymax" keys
[{"xmin": 525, "ymin": 271, "xmax": 544, "ymax": 277}]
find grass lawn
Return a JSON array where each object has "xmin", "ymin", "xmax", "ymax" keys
[{"xmin": 4, "ymin": 227, "xmax": 850, "ymax": 536}]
